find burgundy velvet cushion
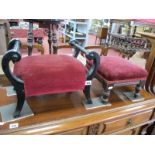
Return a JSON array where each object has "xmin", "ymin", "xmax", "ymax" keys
[
  {"xmin": 97, "ymin": 56, "xmax": 148, "ymax": 84},
  {"xmin": 14, "ymin": 55, "xmax": 86, "ymax": 97}
]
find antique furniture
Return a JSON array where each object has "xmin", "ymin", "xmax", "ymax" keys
[
  {"xmin": 107, "ymin": 19, "xmax": 131, "ymax": 42},
  {"xmin": 11, "ymin": 28, "xmax": 45, "ymax": 45},
  {"xmin": 57, "ymin": 45, "xmax": 73, "ymax": 56},
  {"xmin": 0, "ymin": 20, "xmax": 11, "ymax": 55},
  {"xmin": 20, "ymin": 42, "xmax": 44, "ymax": 55},
  {"xmin": 108, "ymin": 19, "xmax": 154, "ymax": 59},
  {"xmin": 138, "ymin": 32, "xmax": 155, "ymax": 95},
  {"xmin": 108, "ymin": 33, "xmax": 151, "ymax": 59},
  {"xmin": 95, "ymin": 26, "xmax": 108, "ymax": 45},
  {"xmin": 24, "ymin": 19, "xmax": 61, "ymax": 55},
  {"xmin": 8, "ymin": 19, "xmax": 19, "ymax": 27},
  {"xmin": 0, "ymin": 38, "xmax": 155, "ymax": 135},
  {"xmin": 83, "ymin": 45, "xmax": 148, "ymax": 103},
  {"xmin": 85, "ymin": 45, "xmax": 108, "ymax": 56},
  {"xmin": 2, "ymin": 39, "xmax": 100, "ymax": 118},
  {"xmin": 0, "ymin": 80, "xmax": 155, "ymax": 135},
  {"xmin": 96, "ymin": 56, "xmax": 148, "ymax": 103},
  {"xmin": 59, "ymin": 19, "xmax": 89, "ymax": 46}
]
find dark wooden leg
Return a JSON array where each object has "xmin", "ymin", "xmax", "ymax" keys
[
  {"xmin": 14, "ymin": 87, "xmax": 25, "ymax": 118},
  {"xmin": 27, "ymin": 22, "xmax": 33, "ymax": 56},
  {"xmin": 101, "ymin": 87, "xmax": 111, "ymax": 103},
  {"xmin": 48, "ymin": 26, "xmax": 52, "ymax": 54},
  {"xmin": 134, "ymin": 82, "xmax": 142, "ymax": 98},
  {"xmin": 83, "ymin": 85, "xmax": 93, "ymax": 104},
  {"xmin": 51, "ymin": 24, "xmax": 58, "ymax": 54}
]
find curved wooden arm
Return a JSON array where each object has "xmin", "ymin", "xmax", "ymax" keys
[
  {"xmin": 2, "ymin": 38, "xmax": 25, "ymax": 118},
  {"xmin": 21, "ymin": 42, "xmax": 44, "ymax": 55},
  {"xmin": 85, "ymin": 51, "xmax": 100, "ymax": 80},
  {"xmin": 69, "ymin": 40, "xmax": 100, "ymax": 81},
  {"xmin": 2, "ymin": 39, "xmax": 24, "ymax": 88}
]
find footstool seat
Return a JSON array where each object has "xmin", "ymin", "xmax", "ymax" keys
[
  {"xmin": 97, "ymin": 56, "xmax": 148, "ymax": 84},
  {"xmin": 14, "ymin": 54, "xmax": 86, "ymax": 97},
  {"xmin": 90, "ymin": 56, "xmax": 148, "ymax": 103}
]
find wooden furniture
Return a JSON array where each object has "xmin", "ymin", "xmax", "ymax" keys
[
  {"xmin": 57, "ymin": 45, "xmax": 73, "ymax": 56},
  {"xmin": 85, "ymin": 45, "xmax": 108, "ymax": 56},
  {"xmin": 59, "ymin": 20, "xmax": 89, "ymax": 46},
  {"xmin": 8, "ymin": 19, "xmax": 19, "ymax": 27},
  {"xmin": 78, "ymin": 42, "xmax": 148, "ymax": 104},
  {"xmin": 94, "ymin": 56, "xmax": 148, "ymax": 103},
  {"xmin": 108, "ymin": 33, "xmax": 151, "ymax": 59},
  {"xmin": 0, "ymin": 79, "xmax": 155, "ymax": 135},
  {"xmin": 1, "ymin": 32, "xmax": 155, "ymax": 135},
  {"xmin": 2, "ymin": 39, "xmax": 100, "ymax": 118},
  {"xmin": 0, "ymin": 20, "xmax": 11, "ymax": 55},
  {"xmin": 95, "ymin": 26, "xmax": 108, "ymax": 45},
  {"xmin": 138, "ymin": 32, "xmax": 155, "ymax": 95},
  {"xmin": 21, "ymin": 42, "xmax": 44, "ymax": 55},
  {"xmin": 24, "ymin": 19, "xmax": 61, "ymax": 55},
  {"xmin": 10, "ymin": 28, "xmax": 45, "ymax": 45},
  {"xmin": 0, "ymin": 40, "xmax": 154, "ymax": 135}
]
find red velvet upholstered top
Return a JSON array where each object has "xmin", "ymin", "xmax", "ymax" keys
[
  {"xmin": 97, "ymin": 56, "xmax": 148, "ymax": 84},
  {"xmin": 14, "ymin": 55, "xmax": 86, "ymax": 97}
]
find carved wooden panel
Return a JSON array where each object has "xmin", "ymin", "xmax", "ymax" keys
[{"xmin": 87, "ymin": 123, "xmax": 100, "ymax": 135}]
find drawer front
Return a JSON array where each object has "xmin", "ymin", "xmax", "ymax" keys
[
  {"xmin": 115, "ymin": 129, "xmax": 136, "ymax": 135},
  {"xmin": 114, "ymin": 127, "xmax": 141, "ymax": 135},
  {"xmin": 102, "ymin": 110, "xmax": 152, "ymax": 134},
  {"xmin": 60, "ymin": 127, "xmax": 87, "ymax": 135}
]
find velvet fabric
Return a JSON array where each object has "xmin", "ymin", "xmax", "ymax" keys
[
  {"xmin": 97, "ymin": 56, "xmax": 148, "ymax": 83},
  {"xmin": 14, "ymin": 55, "xmax": 86, "ymax": 97}
]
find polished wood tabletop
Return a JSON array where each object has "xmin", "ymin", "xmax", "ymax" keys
[{"xmin": 0, "ymin": 79, "xmax": 155, "ymax": 134}]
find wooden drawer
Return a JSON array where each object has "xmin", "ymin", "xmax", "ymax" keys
[
  {"xmin": 102, "ymin": 110, "xmax": 152, "ymax": 134},
  {"xmin": 113, "ymin": 127, "xmax": 141, "ymax": 135},
  {"xmin": 115, "ymin": 129, "xmax": 136, "ymax": 135},
  {"xmin": 60, "ymin": 127, "xmax": 87, "ymax": 135}
]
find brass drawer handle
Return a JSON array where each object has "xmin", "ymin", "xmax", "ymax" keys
[{"xmin": 126, "ymin": 118, "xmax": 133, "ymax": 126}]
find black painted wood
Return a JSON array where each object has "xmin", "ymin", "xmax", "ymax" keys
[{"xmin": 2, "ymin": 39, "xmax": 25, "ymax": 117}]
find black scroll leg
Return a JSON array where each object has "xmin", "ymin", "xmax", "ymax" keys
[
  {"xmin": 14, "ymin": 88, "xmax": 25, "ymax": 118},
  {"xmin": 83, "ymin": 85, "xmax": 92, "ymax": 104}
]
